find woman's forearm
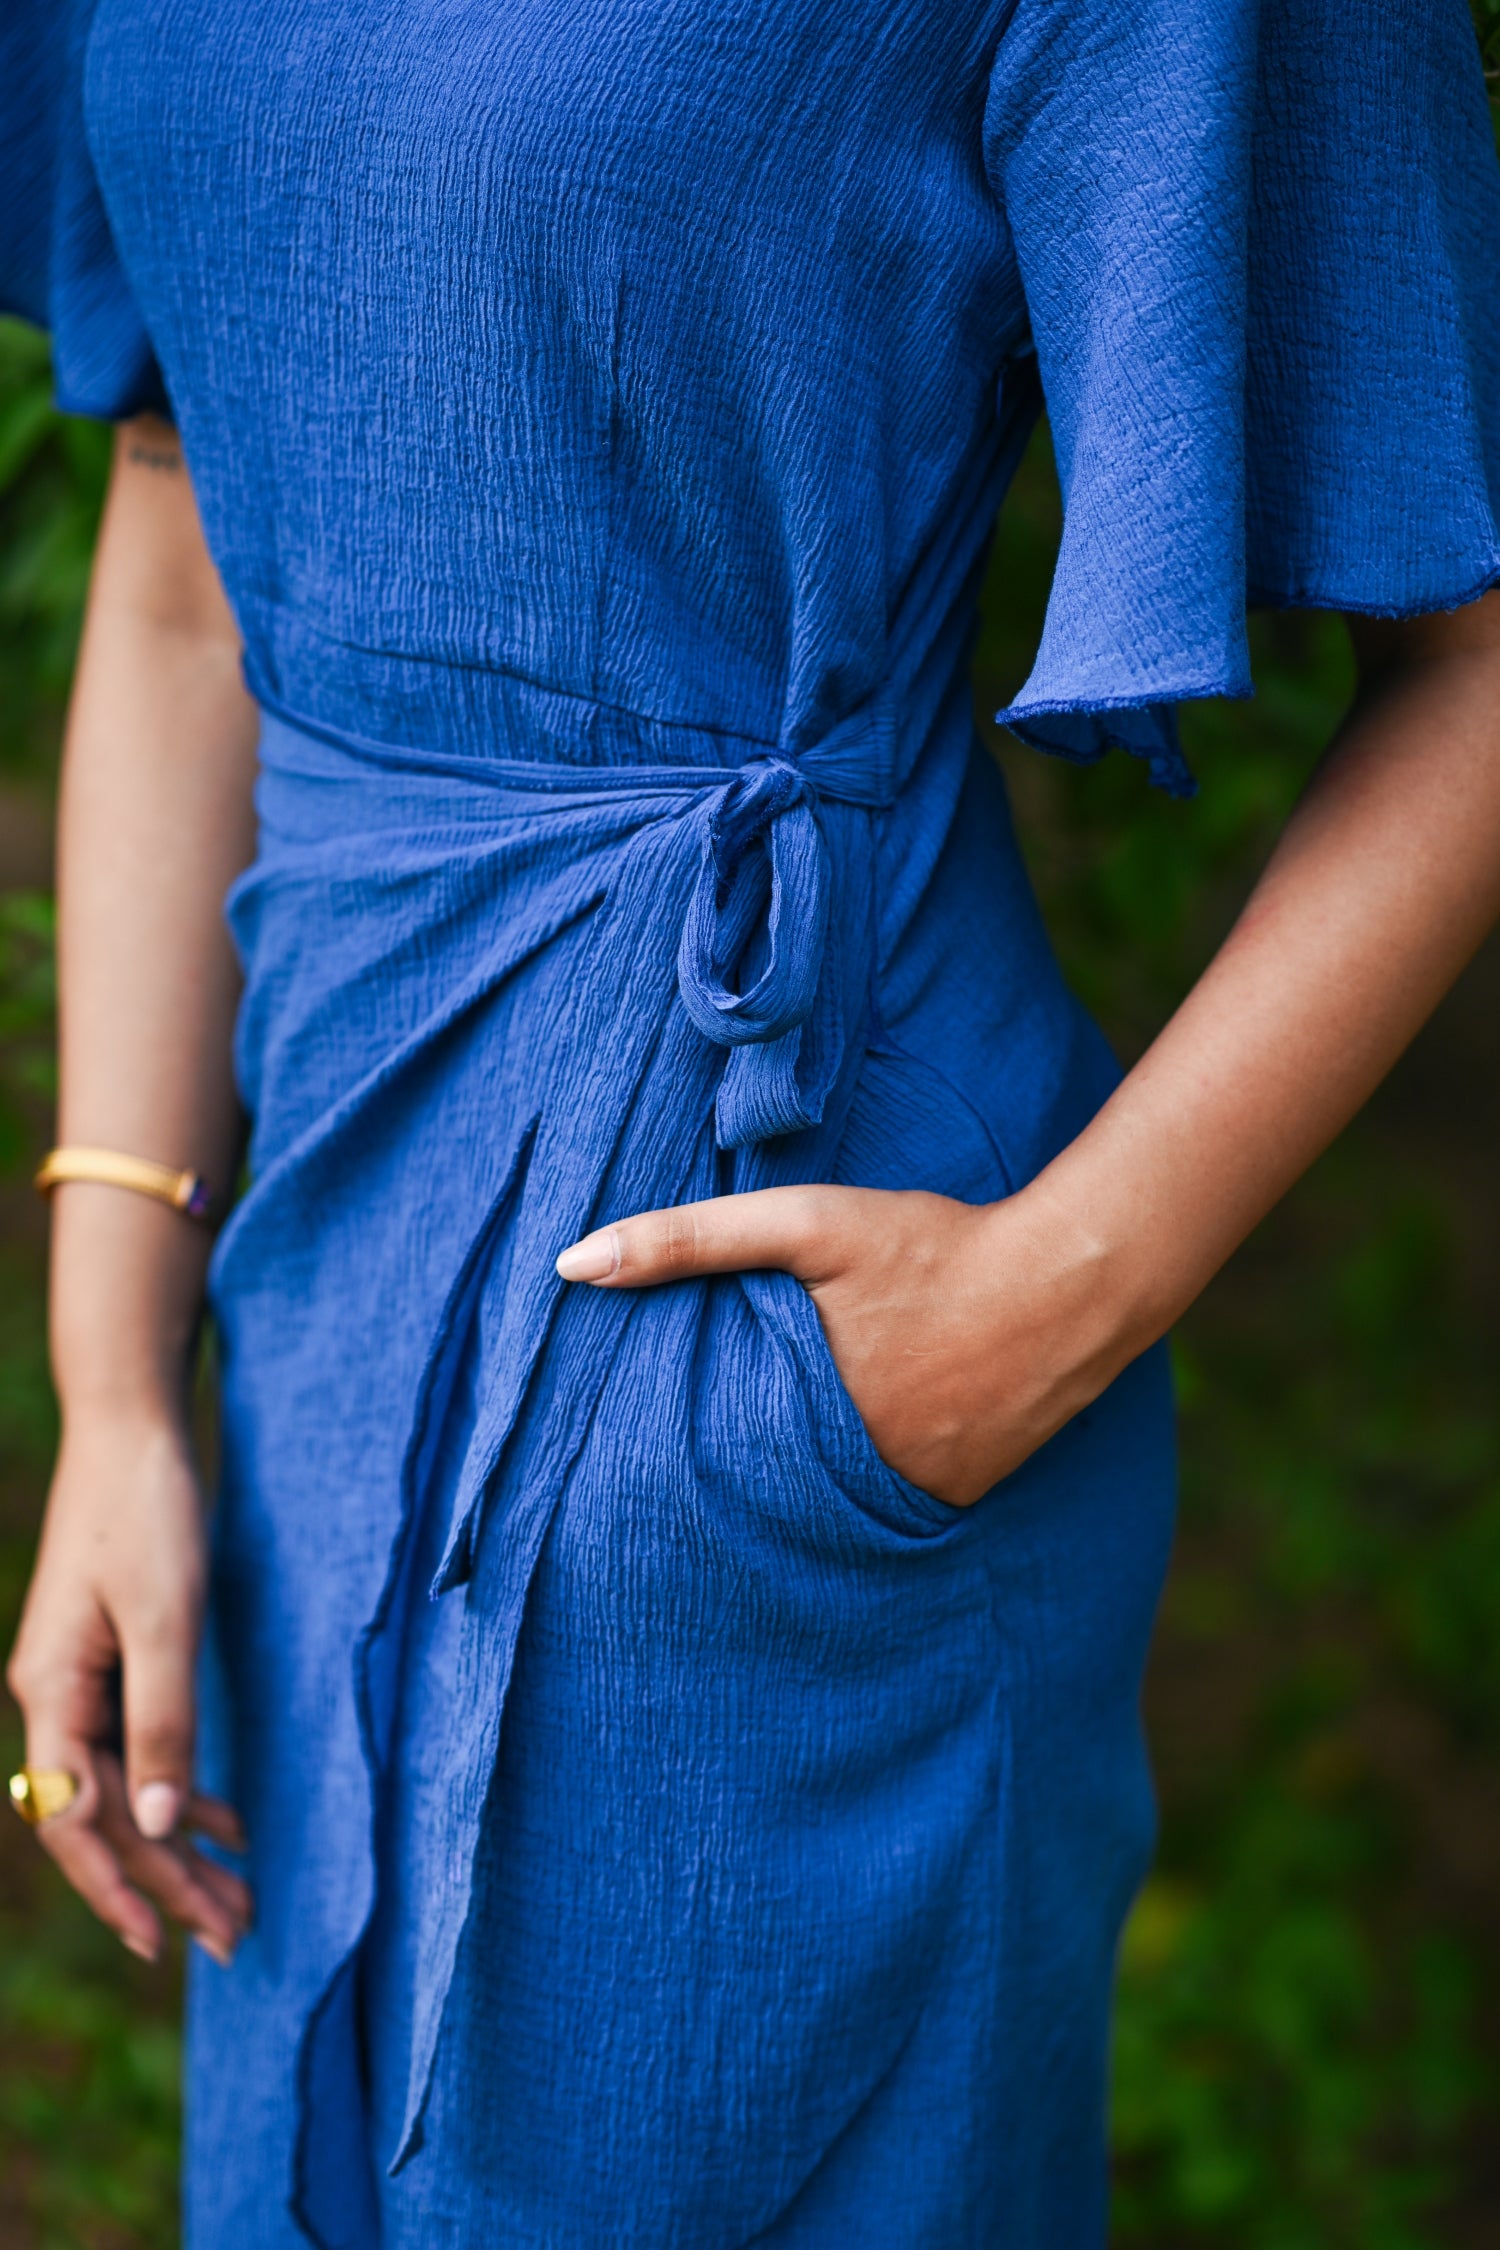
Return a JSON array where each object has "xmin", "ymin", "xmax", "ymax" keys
[
  {"xmin": 5, "ymin": 418, "xmax": 261, "ymax": 1945},
  {"xmin": 553, "ymin": 590, "xmax": 1500, "ymax": 1507},
  {"xmin": 1029, "ymin": 593, "xmax": 1500, "ymax": 1363},
  {"xmin": 50, "ymin": 416, "xmax": 259, "ymax": 1422}
]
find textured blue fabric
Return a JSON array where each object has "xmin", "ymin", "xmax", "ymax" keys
[
  {"xmin": 0, "ymin": 0, "xmax": 167, "ymax": 413},
  {"xmin": 987, "ymin": 0, "xmax": 1500, "ymax": 786},
  {"xmin": 3, "ymin": 2, "xmax": 1499, "ymax": 2243},
  {"xmin": 201, "ymin": 705, "xmax": 1174, "ymax": 2249},
  {"xmin": 6, "ymin": 1, "xmax": 1499, "ymax": 786}
]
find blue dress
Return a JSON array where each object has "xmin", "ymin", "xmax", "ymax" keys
[{"xmin": 6, "ymin": 2, "xmax": 1500, "ymax": 2241}]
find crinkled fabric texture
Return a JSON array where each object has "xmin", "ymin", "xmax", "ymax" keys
[
  {"xmin": 4, "ymin": 0, "xmax": 1498, "ymax": 782},
  {"xmin": 205, "ymin": 709, "xmax": 1174, "ymax": 2248},
  {"xmin": 0, "ymin": 0, "xmax": 166, "ymax": 412},
  {"xmin": 3, "ymin": 2, "xmax": 1499, "ymax": 2244}
]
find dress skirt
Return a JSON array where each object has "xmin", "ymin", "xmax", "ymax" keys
[{"xmin": 185, "ymin": 681, "xmax": 1176, "ymax": 2249}]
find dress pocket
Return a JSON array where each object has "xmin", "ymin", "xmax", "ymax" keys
[{"xmin": 740, "ymin": 1267, "xmax": 965, "ymax": 1540}]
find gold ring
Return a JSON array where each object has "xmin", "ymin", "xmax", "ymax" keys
[{"xmin": 8, "ymin": 1767, "xmax": 80, "ymax": 1825}]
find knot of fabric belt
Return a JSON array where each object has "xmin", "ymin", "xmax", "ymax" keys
[
  {"xmin": 676, "ymin": 756, "xmax": 827, "ymax": 1049},
  {"xmin": 675, "ymin": 756, "xmax": 835, "ymax": 1147}
]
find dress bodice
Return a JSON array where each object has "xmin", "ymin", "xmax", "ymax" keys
[
  {"xmin": 7, "ymin": 0, "xmax": 1497, "ymax": 793},
  {"xmin": 82, "ymin": 0, "xmax": 1030, "ymax": 765}
]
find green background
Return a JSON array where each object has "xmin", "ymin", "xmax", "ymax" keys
[{"xmin": 3, "ymin": 21, "xmax": 1499, "ymax": 2237}]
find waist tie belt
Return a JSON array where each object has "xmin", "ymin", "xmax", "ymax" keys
[
  {"xmin": 253, "ymin": 692, "xmax": 898, "ymax": 1149},
  {"xmin": 227, "ymin": 694, "xmax": 912, "ymax": 2219}
]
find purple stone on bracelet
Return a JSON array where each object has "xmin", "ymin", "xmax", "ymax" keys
[{"xmin": 183, "ymin": 1176, "xmax": 216, "ymax": 1220}]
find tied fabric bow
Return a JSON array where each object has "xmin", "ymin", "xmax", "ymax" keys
[
  {"xmin": 249, "ymin": 690, "xmax": 892, "ymax": 1157},
  {"xmin": 676, "ymin": 756, "xmax": 839, "ymax": 1148}
]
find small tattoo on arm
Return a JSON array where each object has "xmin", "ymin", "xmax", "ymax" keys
[{"xmin": 127, "ymin": 441, "xmax": 183, "ymax": 472}]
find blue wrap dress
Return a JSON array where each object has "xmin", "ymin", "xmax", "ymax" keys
[{"xmin": 5, "ymin": 1, "xmax": 1500, "ymax": 2241}]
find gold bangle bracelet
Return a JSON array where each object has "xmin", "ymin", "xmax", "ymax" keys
[{"xmin": 34, "ymin": 1146, "xmax": 217, "ymax": 1223}]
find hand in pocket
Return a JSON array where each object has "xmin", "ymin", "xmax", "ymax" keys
[{"xmin": 556, "ymin": 1182, "xmax": 1138, "ymax": 1506}]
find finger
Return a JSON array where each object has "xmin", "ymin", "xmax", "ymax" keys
[
  {"xmin": 23, "ymin": 1741, "xmax": 164, "ymax": 1961},
  {"xmin": 13, "ymin": 1632, "xmax": 163, "ymax": 1956},
  {"xmin": 43, "ymin": 1816, "xmax": 165, "ymax": 1961},
  {"xmin": 183, "ymin": 1790, "xmax": 248, "ymax": 1855},
  {"xmin": 183, "ymin": 1846, "xmax": 254, "ymax": 1931},
  {"xmin": 556, "ymin": 1187, "xmax": 836, "ymax": 1288},
  {"xmin": 93, "ymin": 1759, "xmax": 248, "ymax": 1962},
  {"xmin": 119, "ymin": 1604, "xmax": 197, "ymax": 1841},
  {"xmin": 111, "ymin": 1830, "xmax": 250, "ymax": 1963}
]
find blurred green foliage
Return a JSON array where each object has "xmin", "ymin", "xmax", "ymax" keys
[
  {"xmin": 980, "ymin": 438, "xmax": 1500, "ymax": 2247},
  {"xmin": 0, "ymin": 316, "xmax": 180, "ymax": 2248},
  {"xmin": 1475, "ymin": 0, "xmax": 1500, "ymax": 86},
  {"xmin": 2, "ymin": 112, "xmax": 1500, "ymax": 2237},
  {"xmin": 0, "ymin": 319, "xmax": 110, "ymax": 774}
]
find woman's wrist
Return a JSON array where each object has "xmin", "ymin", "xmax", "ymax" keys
[
  {"xmin": 987, "ymin": 1130, "xmax": 1190, "ymax": 1388},
  {"xmin": 54, "ymin": 1366, "xmax": 198, "ymax": 1435},
  {"xmin": 51, "ymin": 1301, "xmax": 201, "ymax": 1429},
  {"xmin": 48, "ymin": 1181, "xmax": 209, "ymax": 1429},
  {"xmin": 52, "ymin": 1309, "xmax": 200, "ymax": 1427}
]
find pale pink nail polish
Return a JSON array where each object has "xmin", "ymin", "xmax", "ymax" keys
[
  {"xmin": 134, "ymin": 1781, "xmax": 180, "ymax": 1839},
  {"xmin": 555, "ymin": 1229, "xmax": 618, "ymax": 1282}
]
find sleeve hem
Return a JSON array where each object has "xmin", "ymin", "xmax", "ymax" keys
[
  {"xmin": 998, "ymin": 547, "xmax": 1500, "ymax": 804},
  {"xmin": 53, "ymin": 369, "xmax": 173, "ymax": 424},
  {"xmin": 1246, "ymin": 556, "xmax": 1500, "ymax": 619},
  {"xmin": 993, "ymin": 693, "xmax": 1208, "ymax": 800}
]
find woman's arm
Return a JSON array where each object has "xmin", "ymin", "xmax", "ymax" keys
[
  {"xmin": 6, "ymin": 416, "xmax": 259, "ymax": 1959},
  {"xmin": 556, "ymin": 592, "xmax": 1500, "ymax": 1505}
]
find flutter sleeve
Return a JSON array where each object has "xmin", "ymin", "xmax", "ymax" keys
[
  {"xmin": 0, "ymin": 0, "xmax": 168, "ymax": 419},
  {"xmin": 986, "ymin": 0, "xmax": 1500, "ymax": 796}
]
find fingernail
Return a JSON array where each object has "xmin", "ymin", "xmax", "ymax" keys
[
  {"xmin": 556, "ymin": 1229, "xmax": 619, "ymax": 1282},
  {"xmin": 122, "ymin": 1933, "xmax": 159, "ymax": 1964},
  {"xmin": 134, "ymin": 1782, "xmax": 180, "ymax": 1840},
  {"xmin": 195, "ymin": 1933, "xmax": 236, "ymax": 1969}
]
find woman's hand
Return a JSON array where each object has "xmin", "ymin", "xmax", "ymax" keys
[
  {"xmin": 5, "ymin": 416, "xmax": 259, "ymax": 1965},
  {"xmin": 557, "ymin": 1181, "xmax": 1139, "ymax": 1504},
  {"xmin": 560, "ymin": 597, "xmax": 1500, "ymax": 1506},
  {"xmin": 6, "ymin": 1409, "xmax": 250, "ymax": 1964}
]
